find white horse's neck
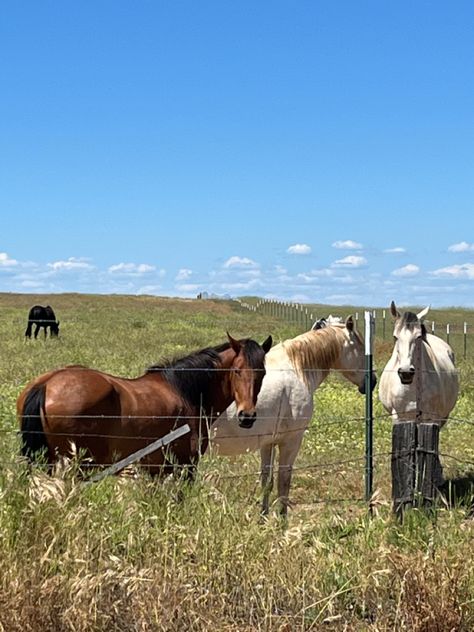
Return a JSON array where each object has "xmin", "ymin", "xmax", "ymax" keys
[{"xmin": 279, "ymin": 328, "xmax": 345, "ymax": 390}]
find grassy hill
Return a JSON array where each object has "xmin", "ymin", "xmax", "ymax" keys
[{"xmin": 0, "ymin": 292, "xmax": 473, "ymax": 631}]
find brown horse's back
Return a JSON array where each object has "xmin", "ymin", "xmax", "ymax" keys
[{"xmin": 18, "ymin": 366, "xmax": 196, "ymax": 471}]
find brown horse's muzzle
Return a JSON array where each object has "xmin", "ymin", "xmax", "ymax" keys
[{"xmin": 238, "ymin": 410, "xmax": 257, "ymax": 429}]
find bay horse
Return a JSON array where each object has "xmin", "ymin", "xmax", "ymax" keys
[
  {"xmin": 379, "ymin": 301, "xmax": 459, "ymax": 426},
  {"xmin": 211, "ymin": 317, "xmax": 377, "ymax": 516},
  {"xmin": 25, "ymin": 305, "xmax": 60, "ymax": 338},
  {"xmin": 17, "ymin": 333, "xmax": 272, "ymax": 476}
]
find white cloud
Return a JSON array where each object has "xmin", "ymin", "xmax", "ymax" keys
[
  {"xmin": 48, "ymin": 257, "xmax": 94, "ymax": 271},
  {"xmin": 392, "ymin": 264, "xmax": 420, "ymax": 277},
  {"xmin": 332, "ymin": 255, "xmax": 367, "ymax": 268},
  {"xmin": 384, "ymin": 247, "xmax": 406, "ymax": 254},
  {"xmin": 0, "ymin": 252, "xmax": 18, "ymax": 267},
  {"xmin": 287, "ymin": 243, "xmax": 311, "ymax": 255},
  {"xmin": 108, "ymin": 262, "xmax": 158, "ymax": 275},
  {"xmin": 175, "ymin": 268, "xmax": 193, "ymax": 281},
  {"xmin": 137, "ymin": 284, "xmax": 163, "ymax": 294},
  {"xmin": 431, "ymin": 263, "xmax": 474, "ymax": 279},
  {"xmin": 448, "ymin": 242, "xmax": 474, "ymax": 253},
  {"xmin": 223, "ymin": 256, "xmax": 258, "ymax": 269},
  {"xmin": 332, "ymin": 240, "xmax": 363, "ymax": 250},
  {"xmin": 175, "ymin": 283, "xmax": 201, "ymax": 292}
]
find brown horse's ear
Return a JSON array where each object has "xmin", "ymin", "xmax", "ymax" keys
[
  {"xmin": 345, "ymin": 315, "xmax": 354, "ymax": 332},
  {"xmin": 262, "ymin": 335, "xmax": 272, "ymax": 354},
  {"xmin": 390, "ymin": 300, "xmax": 400, "ymax": 319},
  {"xmin": 226, "ymin": 332, "xmax": 242, "ymax": 354}
]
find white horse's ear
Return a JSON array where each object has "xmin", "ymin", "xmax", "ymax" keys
[
  {"xmin": 417, "ymin": 305, "xmax": 430, "ymax": 321},
  {"xmin": 345, "ymin": 315, "xmax": 354, "ymax": 331},
  {"xmin": 390, "ymin": 301, "xmax": 400, "ymax": 319}
]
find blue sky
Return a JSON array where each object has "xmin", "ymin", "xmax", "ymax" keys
[{"xmin": 1, "ymin": 1, "xmax": 473, "ymax": 307}]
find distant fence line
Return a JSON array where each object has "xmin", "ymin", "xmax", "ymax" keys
[{"xmin": 234, "ymin": 298, "xmax": 471, "ymax": 359}]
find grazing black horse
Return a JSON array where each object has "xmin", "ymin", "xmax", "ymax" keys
[{"xmin": 25, "ymin": 305, "xmax": 60, "ymax": 339}]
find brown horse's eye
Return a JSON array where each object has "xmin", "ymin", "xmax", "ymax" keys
[{"xmin": 234, "ymin": 368, "xmax": 242, "ymax": 376}]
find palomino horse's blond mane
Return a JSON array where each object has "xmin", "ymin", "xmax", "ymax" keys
[{"xmin": 283, "ymin": 324, "xmax": 361, "ymax": 384}]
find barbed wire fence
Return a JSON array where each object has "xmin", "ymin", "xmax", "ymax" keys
[
  {"xmin": 234, "ymin": 298, "xmax": 471, "ymax": 360},
  {"xmin": 2, "ymin": 300, "xmax": 473, "ymax": 514},
  {"xmin": 3, "ymin": 373, "xmax": 473, "ymax": 513}
]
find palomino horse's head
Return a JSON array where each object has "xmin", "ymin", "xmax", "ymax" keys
[
  {"xmin": 390, "ymin": 301, "xmax": 429, "ymax": 385},
  {"xmin": 335, "ymin": 316, "xmax": 377, "ymax": 394},
  {"xmin": 226, "ymin": 333, "xmax": 272, "ymax": 428}
]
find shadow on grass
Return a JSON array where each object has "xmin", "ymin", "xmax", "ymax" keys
[{"xmin": 439, "ymin": 471, "xmax": 474, "ymax": 516}]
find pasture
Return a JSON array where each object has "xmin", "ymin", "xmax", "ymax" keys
[{"xmin": 0, "ymin": 292, "xmax": 473, "ymax": 631}]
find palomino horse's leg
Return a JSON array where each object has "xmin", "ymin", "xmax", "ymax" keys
[
  {"xmin": 277, "ymin": 436, "xmax": 304, "ymax": 518},
  {"xmin": 260, "ymin": 444, "xmax": 275, "ymax": 515}
]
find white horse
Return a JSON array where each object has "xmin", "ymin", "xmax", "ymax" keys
[
  {"xmin": 210, "ymin": 317, "xmax": 377, "ymax": 516},
  {"xmin": 378, "ymin": 301, "xmax": 459, "ymax": 426},
  {"xmin": 311, "ymin": 314, "xmax": 343, "ymax": 330}
]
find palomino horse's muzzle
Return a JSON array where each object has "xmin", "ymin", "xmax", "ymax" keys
[
  {"xmin": 358, "ymin": 373, "xmax": 377, "ymax": 394},
  {"xmin": 238, "ymin": 410, "xmax": 257, "ymax": 429},
  {"xmin": 398, "ymin": 367, "xmax": 415, "ymax": 385}
]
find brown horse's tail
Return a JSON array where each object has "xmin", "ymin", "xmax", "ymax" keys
[{"xmin": 20, "ymin": 384, "xmax": 49, "ymax": 461}]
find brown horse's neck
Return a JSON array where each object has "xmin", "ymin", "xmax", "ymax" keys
[{"xmin": 205, "ymin": 347, "xmax": 236, "ymax": 422}]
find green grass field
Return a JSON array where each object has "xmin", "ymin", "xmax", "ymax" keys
[{"xmin": 0, "ymin": 293, "xmax": 473, "ymax": 631}]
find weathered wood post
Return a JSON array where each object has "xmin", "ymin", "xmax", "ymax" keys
[
  {"xmin": 464, "ymin": 322, "xmax": 467, "ymax": 359},
  {"xmin": 392, "ymin": 422, "xmax": 417, "ymax": 517}
]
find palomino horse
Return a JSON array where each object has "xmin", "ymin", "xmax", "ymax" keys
[
  {"xmin": 18, "ymin": 333, "xmax": 272, "ymax": 475},
  {"xmin": 379, "ymin": 301, "xmax": 459, "ymax": 426},
  {"xmin": 211, "ymin": 317, "xmax": 376, "ymax": 516}
]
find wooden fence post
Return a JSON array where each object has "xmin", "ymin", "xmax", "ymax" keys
[
  {"xmin": 416, "ymin": 423, "xmax": 443, "ymax": 506},
  {"xmin": 391, "ymin": 421, "xmax": 443, "ymax": 517},
  {"xmin": 391, "ymin": 422, "xmax": 417, "ymax": 517}
]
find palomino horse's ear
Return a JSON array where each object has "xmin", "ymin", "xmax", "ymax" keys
[
  {"xmin": 345, "ymin": 315, "xmax": 354, "ymax": 332},
  {"xmin": 416, "ymin": 306, "xmax": 430, "ymax": 321},
  {"xmin": 261, "ymin": 335, "xmax": 272, "ymax": 353},
  {"xmin": 390, "ymin": 301, "xmax": 400, "ymax": 319},
  {"xmin": 226, "ymin": 332, "xmax": 242, "ymax": 354}
]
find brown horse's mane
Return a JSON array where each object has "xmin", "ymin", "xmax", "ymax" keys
[
  {"xmin": 283, "ymin": 325, "xmax": 354, "ymax": 383},
  {"xmin": 146, "ymin": 339, "xmax": 265, "ymax": 411}
]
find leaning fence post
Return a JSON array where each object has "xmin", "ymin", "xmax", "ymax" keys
[
  {"xmin": 85, "ymin": 424, "xmax": 191, "ymax": 483},
  {"xmin": 364, "ymin": 311, "xmax": 374, "ymax": 506},
  {"xmin": 446, "ymin": 323, "xmax": 450, "ymax": 346}
]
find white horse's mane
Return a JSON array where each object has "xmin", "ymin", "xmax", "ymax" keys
[{"xmin": 282, "ymin": 324, "xmax": 354, "ymax": 383}]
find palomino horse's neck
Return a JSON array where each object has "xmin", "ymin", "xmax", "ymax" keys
[{"xmin": 283, "ymin": 327, "xmax": 344, "ymax": 386}]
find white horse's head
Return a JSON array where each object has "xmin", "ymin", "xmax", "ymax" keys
[{"xmin": 390, "ymin": 300, "xmax": 429, "ymax": 385}]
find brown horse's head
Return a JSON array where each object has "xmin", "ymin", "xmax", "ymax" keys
[{"xmin": 226, "ymin": 333, "xmax": 272, "ymax": 428}]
